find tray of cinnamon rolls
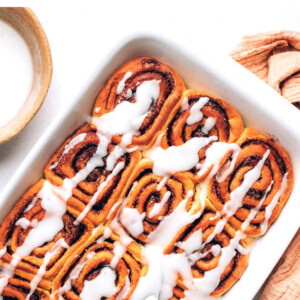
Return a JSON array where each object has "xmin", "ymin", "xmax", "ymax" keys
[{"xmin": 0, "ymin": 36, "xmax": 298, "ymax": 300}]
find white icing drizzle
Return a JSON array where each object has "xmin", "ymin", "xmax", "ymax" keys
[
  {"xmin": 110, "ymin": 217, "xmax": 133, "ymax": 247},
  {"xmin": 157, "ymin": 176, "xmax": 168, "ymax": 191},
  {"xmin": 149, "ymin": 191, "xmax": 171, "ymax": 218},
  {"xmin": 197, "ymin": 142, "xmax": 240, "ymax": 180},
  {"xmin": 211, "ymin": 244, "xmax": 222, "ymax": 256},
  {"xmin": 222, "ymin": 150, "xmax": 270, "ymax": 218},
  {"xmin": 55, "ymin": 143, "xmax": 286, "ymax": 299},
  {"xmin": 49, "ymin": 133, "xmax": 87, "ymax": 170},
  {"xmin": 76, "ymin": 220, "xmax": 132, "ymax": 299},
  {"xmin": 127, "ymin": 145, "xmax": 139, "ymax": 153},
  {"xmin": 202, "ymin": 117, "xmax": 217, "ymax": 135},
  {"xmin": 96, "ymin": 227, "xmax": 112, "ymax": 244},
  {"xmin": 74, "ymin": 161, "xmax": 125, "ymax": 225},
  {"xmin": 0, "ymin": 248, "xmax": 6, "ymax": 259},
  {"xmin": 106, "ymin": 143, "xmax": 126, "ymax": 172},
  {"xmin": 185, "ymin": 231, "xmax": 245, "ymax": 297},
  {"xmin": 176, "ymin": 229, "xmax": 202, "ymax": 255},
  {"xmin": 131, "ymin": 247, "xmax": 194, "ymax": 300},
  {"xmin": 120, "ymin": 208, "xmax": 145, "ymax": 237},
  {"xmin": 146, "ymin": 136, "xmax": 217, "ymax": 177},
  {"xmin": 93, "ymin": 79, "xmax": 160, "ymax": 172},
  {"xmin": 56, "ymin": 228, "xmax": 112, "ymax": 299},
  {"xmin": 125, "ymin": 89, "xmax": 133, "ymax": 99},
  {"xmin": 94, "ymin": 107, "xmax": 101, "ymax": 113},
  {"xmin": 188, "ymin": 219, "xmax": 227, "ymax": 265},
  {"xmin": 241, "ymin": 181, "xmax": 273, "ymax": 232},
  {"xmin": 22, "ymin": 194, "xmax": 40, "ymax": 215},
  {"xmin": 186, "ymin": 97, "xmax": 209, "ymax": 125},
  {"xmin": 130, "ymin": 245, "xmax": 163, "ymax": 300},
  {"xmin": 216, "ymin": 145, "xmax": 241, "ymax": 183},
  {"xmin": 145, "ymin": 296, "xmax": 158, "ymax": 300},
  {"xmin": 93, "ymin": 80, "xmax": 160, "ymax": 138},
  {"xmin": 25, "ymin": 239, "xmax": 69, "ymax": 300},
  {"xmin": 160, "ymin": 252, "xmax": 193, "ymax": 300},
  {"xmin": 3, "ymin": 180, "xmax": 68, "ymax": 278},
  {"xmin": 117, "ymin": 72, "xmax": 132, "ymax": 94},
  {"xmin": 72, "ymin": 143, "xmax": 287, "ymax": 299},
  {"xmin": 197, "ymin": 143, "xmax": 241, "ymax": 216},
  {"xmin": 180, "ymin": 96, "xmax": 189, "ymax": 112},
  {"xmin": 111, "ymin": 241, "xmax": 126, "ymax": 269},
  {"xmin": 0, "ymin": 276, "xmax": 8, "ymax": 297},
  {"xmin": 260, "ymin": 172, "xmax": 288, "ymax": 234},
  {"xmin": 80, "ymin": 267, "xmax": 116, "ymax": 300},
  {"xmin": 15, "ymin": 218, "xmax": 38, "ymax": 230},
  {"xmin": 147, "ymin": 190, "xmax": 196, "ymax": 250},
  {"xmin": 56, "ymin": 251, "xmax": 97, "ymax": 299},
  {"xmin": 15, "ymin": 218, "xmax": 31, "ymax": 230},
  {"xmin": 119, "ymin": 139, "xmax": 247, "ymax": 299},
  {"xmin": 0, "ymin": 250, "xmax": 8, "ymax": 295},
  {"xmin": 128, "ymin": 181, "xmax": 138, "ymax": 198},
  {"xmin": 106, "ymin": 201, "xmax": 122, "ymax": 221}
]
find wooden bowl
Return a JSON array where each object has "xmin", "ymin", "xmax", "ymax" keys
[{"xmin": 0, "ymin": 7, "xmax": 52, "ymax": 144}]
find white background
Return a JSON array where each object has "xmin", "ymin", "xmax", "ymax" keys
[{"xmin": 1, "ymin": 0, "xmax": 300, "ymax": 190}]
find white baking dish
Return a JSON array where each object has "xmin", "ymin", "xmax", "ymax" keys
[{"xmin": 0, "ymin": 34, "xmax": 299, "ymax": 299}]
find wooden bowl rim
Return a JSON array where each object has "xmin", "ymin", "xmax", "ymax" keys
[{"xmin": 0, "ymin": 7, "xmax": 53, "ymax": 144}]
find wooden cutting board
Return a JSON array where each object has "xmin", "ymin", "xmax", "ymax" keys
[{"xmin": 259, "ymin": 229, "xmax": 300, "ymax": 299}]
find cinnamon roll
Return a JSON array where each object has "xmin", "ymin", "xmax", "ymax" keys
[
  {"xmin": 117, "ymin": 159, "xmax": 195, "ymax": 245},
  {"xmin": 45, "ymin": 123, "xmax": 141, "ymax": 225},
  {"xmin": 157, "ymin": 90, "xmax": 244, "ymax": 182},
  {"xmin": 208, "ymin": 128, "xmax": 294, "ymax": 236},
  {"xmin": 0, "ymin": 180, "xmax": 93, "ymax": 290},
  {"xmin": 165, "ymin": 200, "xmax": 249, "ymax": 298},
  {"xmin": 52, "ymin": 226, "xmax": 142, "ymax": 300},
  {"xmin": 92, "ymin": 57, "xmax": 186, "ymax": 146}
]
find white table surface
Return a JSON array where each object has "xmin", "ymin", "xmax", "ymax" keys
[{"xmin": 1, "ymin": 0, "xmax": 300, "ymax": 191}]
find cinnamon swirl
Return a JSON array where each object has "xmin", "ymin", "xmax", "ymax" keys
[
  {"xmin": 45, "ymin": 123, "xmax": 141, "ymax": 225},
  {"xmin": 208, "ymin": 128, "xmax": 293, "ymax": 236},
  {"xmin": 157, "ymin": 90, "xmax": 244, "ymax": 182},
  {"xmin": 0, "ymin": 180, "xmax": 93, "ymax": 290},
  {"xmin": 117, "ymin": 159, "xmax": 195, "ymax": 245},
  {"xmin": 92, "ymin": 57, "xmax": 186, "ymax": 146},
  {"xmin": 52, "ymin": 226, "xmax": 142, "ymax": 300},
  {"xmin": 166, "ymin": 200, "xmax": 249, "ymax": 298}
]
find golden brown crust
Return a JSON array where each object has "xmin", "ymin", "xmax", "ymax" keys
[
  {"xmin": 208, "ymin": 128, "xmax": 294, "ymax": 236},
  {"xmin": 92, "ymin": 56, "xmax": 186, "ymax": 146}
]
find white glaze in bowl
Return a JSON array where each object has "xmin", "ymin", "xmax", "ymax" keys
[{"xmin": 0, "ymin": 7, "xmax": 52, "ymax": 144}]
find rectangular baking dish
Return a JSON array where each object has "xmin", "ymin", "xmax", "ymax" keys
[{"xmin": 0, "ymin": 34, "xmax": 299, "ymax": 300}]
